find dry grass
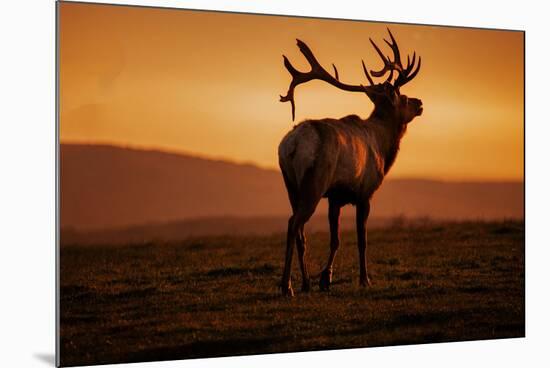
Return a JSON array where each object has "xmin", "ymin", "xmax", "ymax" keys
[{"xmin": 60, "ymin": 220, "xmax": 524, "ymax": 366}]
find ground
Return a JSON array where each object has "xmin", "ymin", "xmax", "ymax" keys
[{"xmin": 60, "ymin": 220, "xmax": 524, "ymax": 366}]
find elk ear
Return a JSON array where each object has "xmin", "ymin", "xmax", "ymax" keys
[
  {"xmin": 362, "ymin": 84, "xmax": 385, "ymax": 104},
  {"xmin": 391, "ymin": 90, "xmax": 401, "ymax": 106},
  {"xmin": 383, "ymin": 84, "xmax": 400, "ymax": 106},
  {"xmin": 363, "ymin": 84, "xmax": 394, "ymax": 106},
  {"xmin": 364, "ymin": 88, "xmax": 378, "ymax": 104}
]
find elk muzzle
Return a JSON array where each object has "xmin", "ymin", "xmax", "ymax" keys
[{"xmin": 411, "ymin": 98, "xmax": 423, "ymax": 116}]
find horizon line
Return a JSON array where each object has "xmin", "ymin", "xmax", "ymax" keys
[{"xmin": 60, "ymin": 139, "xmax": 524, "ymax": 184}]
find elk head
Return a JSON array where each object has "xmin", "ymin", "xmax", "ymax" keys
[{"xmin": 280, "ymin": 28, "xmax": 423, "ymax": 126}]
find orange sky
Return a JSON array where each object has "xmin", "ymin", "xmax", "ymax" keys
[{"xmin": 59, "ymin": 2, "xmax": 524, "ymax": 181}]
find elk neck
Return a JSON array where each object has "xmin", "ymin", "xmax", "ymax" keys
[{"xmin": 366, "ymin": 108, "xmax": 408, "ymax": 175}]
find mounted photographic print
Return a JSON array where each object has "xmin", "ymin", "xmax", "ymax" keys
[{"xmin": 56, "ymin": 1, "xmax": 525, "ymax": 366}]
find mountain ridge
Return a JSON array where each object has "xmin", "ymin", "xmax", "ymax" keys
[{"xmin": 60, "ymin": 143, "xmax": 524, "ymax": 231}]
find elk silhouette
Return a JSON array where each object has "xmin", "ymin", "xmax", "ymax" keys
[{"xmin": 278, "ymin": 29, "xmax": 423, "ymax": 296}]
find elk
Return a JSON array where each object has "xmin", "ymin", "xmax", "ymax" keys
[{"xmin": 278, "ymin": 29, "xmax": 423, "ymax": 296}]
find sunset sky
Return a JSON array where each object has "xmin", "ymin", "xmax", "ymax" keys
[{"xmin": 59, "ymin": 2, "xmax": 524, "ymax": 181}]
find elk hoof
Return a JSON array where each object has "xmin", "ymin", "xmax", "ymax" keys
[
  {"xmin": 281, "ymin": 285, "xmax": 295, "ymax": 297},
  {"xmin": 360, "ymin": 275, "xmax": 372, "ymax": 287},
  {"xmin": 302, "ymin": 279, "xmax": 311, "ymax": 292},
  {"xmin": 319, "ymin": 269, "xmax": 332, "ymax": 291}
]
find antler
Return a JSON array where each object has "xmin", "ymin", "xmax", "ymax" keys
[
  {"xmin": 280, "ymin": 39, "xmax": 375, "ymax": 121},
  {"xmin": 280, "ymin": 30, "xmax": 421, "ymax": 120},
  {"xmin": 369, "ymin": 28, "xmax": 421, "ymax": 89}
]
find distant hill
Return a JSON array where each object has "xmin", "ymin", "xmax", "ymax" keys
[{"xmin": 60, "ymin": 144, "xmax": 523, "ymax": 234}]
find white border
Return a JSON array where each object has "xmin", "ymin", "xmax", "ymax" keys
[{"xmin": 1, "ymin": 0, "xmax": 549, "ymax": 367}]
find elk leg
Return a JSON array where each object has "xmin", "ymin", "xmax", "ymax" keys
[
  {"xmin": 282, "ymin": 215, "xmax": 296, "ymax": 297},
  {"xmin": 296, "ymin": 226, "xmax": 310, "ymax": 292},
  {"xmin": 281, "ymin": 165, "xmax": 325, "ymax": 296},
  {"xmin": 282, "ymin": 192, "xmax": 322, "ymax": 296},
  {"xmin": 356, "ymin": 202, "xmax": 372, "ymax": 287},
  {"xmin": 282, "ymin": 208, "xmax": 318, "ymax": 296},
  {"xmin": 281, "ymin": 170, "xmax": 299, "ymax": 297},
  {"xmin": 320, "ymin": 199, "xmax": 342, "ymax": 291}
]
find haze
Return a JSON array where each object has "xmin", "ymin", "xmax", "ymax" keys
[{"xmin": 59, "ymin": 2, "xmax": 524, "ymax": 181}]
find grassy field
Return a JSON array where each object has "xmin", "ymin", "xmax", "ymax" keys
[{"xmin": 60, "ymin": 220, "xmax": 524, "ymax": 366}]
